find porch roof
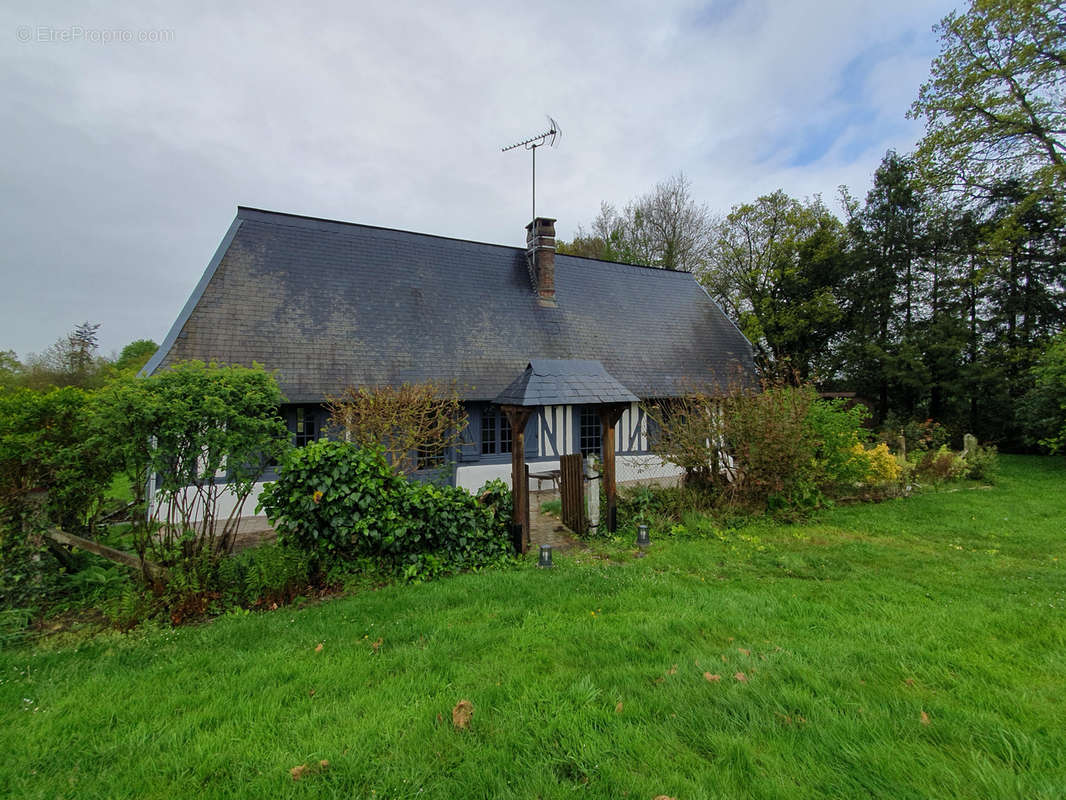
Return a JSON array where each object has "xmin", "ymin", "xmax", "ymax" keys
[{"xmin": 492, "ymin": 359, "xmax": 639, "ymax": 407}]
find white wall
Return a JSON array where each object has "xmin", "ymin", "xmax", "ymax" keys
[
  {"xmin": 149, "ymin": 401, "xmax": 682, "ymax": 521},
  {"xmin": 147, "ymin": 480, "xmax": 270, "ymax": 525}
]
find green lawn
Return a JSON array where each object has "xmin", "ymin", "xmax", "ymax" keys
[{"xmin": 2, "ymin": 456, "xmax": 1064, "ymax": 799}]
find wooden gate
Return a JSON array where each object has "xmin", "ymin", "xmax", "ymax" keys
[{"xmin": 559, "ymin": 453, "xmax": 586, "ymax": 535}]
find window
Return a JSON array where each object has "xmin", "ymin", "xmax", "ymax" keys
[
  {"xmin": 292, "ymin": 406, "xmax": 318, "ymax": 447},
  {"xmin": 481, "ymin": 408, "xmax": 512, "ymax": 456},
  {"xmin": 579, "ymin": 406, "xmax": 601, "ymax": 457},
  {"xmin": 416, "ymin": 443, "xmax": 445, "ymax": 470}
]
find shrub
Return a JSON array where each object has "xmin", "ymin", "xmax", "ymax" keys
[
  {"xmin": 0, "ymin": 387, "xmax": 114, "ymax": 537},
  {"xmin": 724, "ymin": 386, "xmax": 872, "ymax": 512},
  {"xmin": 647, "ymin": 381, "xmax": 875, "ymax": 515},
  {"xmin": 806, "ymin": 398, "xmax": 872, "ymax": 490},
  {"xmin": 851, "ymin": 442, "xmax": 903, "ymax": 484},
  {"xmin": 475, "ymin": 479, "xmax": 513, "ymax": 538},
  {"xmin": 891, "ymin": 417, "xmax": 951, "ymax": 456},
  {"xmin": 915, "ymin": 446, "xmax": 968, "ymax": 485},
  {"xmin": 257, "ymin": 440, "xmax": 407, "ymax": 560},
  {"xmin": 722, "ymin": 384, "xmax": 819, "ymax": 509},
  {"xmin": 258, "ymin": 440, "xmax": 511, "ymax": 577},
  {"xmin": 97, "ymin": 361, "xmax": 290, "ymax": 558},
  {"xmin": 963, "ymin": 444, "xmax": 999, "ymax": 482},
  {"xmin": 402, "ymin": 482, "xmax": 511, "ymax": 570}
]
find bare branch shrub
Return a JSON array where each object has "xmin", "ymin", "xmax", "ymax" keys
[{"xmin": 326, "ymin": 381, "xmax": 468, "ymax": 476}]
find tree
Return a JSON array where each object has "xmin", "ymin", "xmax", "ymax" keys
[
  {"xmin": 625, "ymin": 173, "xmax": 714, "ymax": 271},
  {"xmin": 559, "ymin": 173, "xmax": 713, "ymax": 271},
  {"xmin": 98, "ymin": 361, "xmax": 290, "ymax": 558},
  {"xmin": 1021, "ymin": 330, "xmax": 1066, "ymax": 452},
  {"xmin": 23, "ymin": 322, "xmax": 107, "ymax": 390},
  {"xmin": 114, "ymin": 339, "xmax": 158, "ymax": 374},
  {"xmin": 701, "ymin": 190, "xmax": 848, "ymax": 378},
  {"xmin": 840, "ymin": 153, "xmax": 926, "ymax": 421},
  {"xmin": 909, "ymin": 0, "xmax": 1066, "ymax": 195},
  {"xmin": 0, "ymin": 351, "xmax": 21, "ymax": 389},
  {"xmin": 556, "ymin": 202, "xmax": 637, "ymax": 262}
]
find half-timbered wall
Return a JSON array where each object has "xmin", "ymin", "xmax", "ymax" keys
[
  {"xmin": 152, "ymin": 401, "xmax": 684, "ymax": 520},
  {"xmin": 452, "ymin": 401, "xmax": 682, "ymax": 492}
]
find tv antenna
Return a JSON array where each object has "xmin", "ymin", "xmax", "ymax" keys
[{"xmin": 501, "ymin": 116, "xmax": 561, "ymax": 222}]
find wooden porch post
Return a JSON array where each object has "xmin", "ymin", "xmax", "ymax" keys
[
  {"xmin": 502, "ymin": 405, "xmax": 532, "ymax": 554},
  {"xmin": 600, "ymin": 403, "xmax": 627, "ymax": 533}
]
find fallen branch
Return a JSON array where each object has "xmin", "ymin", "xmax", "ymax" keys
[{"xmin": 44, "ymin": 528, "xmax": 166, "ymax": 581}]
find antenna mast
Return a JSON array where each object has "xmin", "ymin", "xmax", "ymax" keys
[{"xmin": 501, "ymin": 116, "xmax": 561, "ymax": 221}]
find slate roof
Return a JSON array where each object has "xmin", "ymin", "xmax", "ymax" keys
[
  {"xmin": 494, "ymin": 360, "xmax": 639, "ymax": 406},
  {"xmin": 145, "ymin": 207, "xmax": 755, "ymax": 403}
]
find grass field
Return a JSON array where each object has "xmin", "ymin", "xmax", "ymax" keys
[{"xmin": 2, "ymin": 456, "xmax": 1064, "ymax": 799}]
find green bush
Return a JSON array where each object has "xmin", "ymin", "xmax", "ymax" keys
[
  {"xmin": 258, "ymin": 440, "xmax": 408, "ymax": 559},
  {"xmin": 258, "ymin": 440, "xmax": 511, "ymax": 577},
  {"xmin": 725, "ymin": 386, "xmax": 872, "ymax": 514},
  {"xmin": 806, "ymin": 398, "xmax": 871, "ymax": 491},
  {"xmin": 0, "ymin": 387, "xmax": 115, "ymax": 537},
  {"xmin": 963, "ymin": 444, "xmax": 999, "ymax": 482},
  {"xmin": 915, "ymin": 446, "xmax": 968, "ymax": 485},
  {"xmin": 475, "ymin": 478, "xmax": 513, "ymax": 538},
  {"xmin": 403, "ymin": 481, "xmax": 511, "ymax": 569}
]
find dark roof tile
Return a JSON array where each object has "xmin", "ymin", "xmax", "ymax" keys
[{"xmin": 147, "ymin": 207, "xmax": 755, "ymax": 401}]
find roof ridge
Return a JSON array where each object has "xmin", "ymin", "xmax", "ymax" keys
[
  {"xmin": 236, "ymin": 206, "xmax": 696, "ymax": 278},
  {"xmin": 554, "ymin": 251, "xmax": 695, "ymax": 276},
  {"xmin": 236, "ymin": 206, "xmax": 525, "ymax": 253}
]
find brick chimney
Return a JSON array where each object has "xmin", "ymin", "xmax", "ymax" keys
[{"xmin": 525, "ymin": 217, "xmax": 557, "ymax": 306}]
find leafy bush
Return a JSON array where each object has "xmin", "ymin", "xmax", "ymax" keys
[
  {"xmin": 806, "ymin": 398, "xmax": 872, "ymax": 490},
  {"xmin": 850, "ymin": 442, "xmax": 903, "ymax": 484},
  {"xmin": 0, "ymin": 387, "xmax": 115, "ymax": 537},
  {"xmin": 257, "ymin": 440, "xmax": 408, "ymax": 559},
  {"xmin": 725, "ymin": 386, "xmax": 871, "ymax": 513},
  {"xmin": 97, "ymin": 361, "xmax": 290, "ymax": 558},
  {"xmin": 258, "ymin": 440, "xmax": 511, "ymax": 577},
  {"xmin": 647, "ymin": 381, "xmax": 877, "ymax": 516},
  {"xmin": 475, "ymin": 478, "xmax": 513, "ymax": 538},
  {"xmin": 402, "ymin": 482, "xmax": 510, "ymax": 568},
  {"xmin": 722, "ymin": 384, "xmax": 819, "ymax": 509},
  {"xmin": 963, "ymin": 444, "xmax": 999, "ymax": 482},
  {"xmin": 915, "ymin": 446, "xmax": 969, "ymax": 485}
]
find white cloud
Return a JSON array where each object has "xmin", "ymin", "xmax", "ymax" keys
[{"xmin": 0, "ymin": 0, "xmax": 959, "ymax": 356}]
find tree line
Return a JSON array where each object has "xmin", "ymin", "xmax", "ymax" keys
[
  {"xmin": 1, "ymin": 322, "xmax": 157, "ymax": 392},
  {"xmin": 558, "ymin": 0, "xmax": 1065, "ymax": 451}
]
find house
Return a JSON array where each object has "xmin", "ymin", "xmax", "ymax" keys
[{"xmin": 144, "ymin": 207, "xmax": 755, "ymax": 528}]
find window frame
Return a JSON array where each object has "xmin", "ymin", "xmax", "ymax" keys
[
  {"xmin": 578, "ymin": 405, "xmax": 602, "ymax": 458},
  {"xmin": 480, "ymin": 406, "xmax": 513, "ymax": 458}
]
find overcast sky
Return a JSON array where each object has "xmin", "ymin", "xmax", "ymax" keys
[{"xmin": 1, "ymin": 0, "xmax": 959, "ymax": 359}]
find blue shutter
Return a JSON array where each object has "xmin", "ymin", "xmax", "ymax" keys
[
  {"xmin": 524, "ymin": 410, "xmax": 538, "ymax": 459},
  {"xmin": 458, "ymin": 404, "xmax": 480, "ymax": 462}
]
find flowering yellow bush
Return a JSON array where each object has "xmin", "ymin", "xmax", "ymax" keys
[{"xmin": 849, "ymin": 442, "xmax": 902, "ymax": 484}]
